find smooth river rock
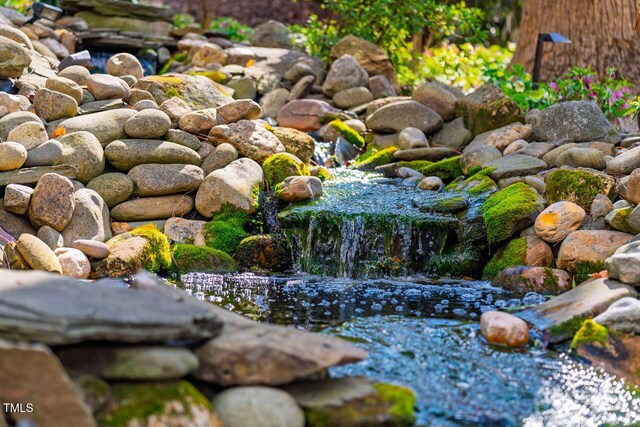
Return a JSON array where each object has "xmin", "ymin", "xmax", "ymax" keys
[
  {"xmin": 104, "ymin": 139, "xmax": 201, "ymax": 172},
  {"xmin": 129, "ymin": 163, "xmax": 204, "ymax": 197},
  {"xmin": 111, "ymin": 195, "xmax": 194, "ymax": 221},
  {"xmin": 28, "ymin": 173, "xmax": 75, "ymax": 232},
  {"xmin": 209, "ymin": 120, "xmax": 285, "ymax": 164}
]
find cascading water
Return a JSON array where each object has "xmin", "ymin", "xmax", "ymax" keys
[{"xmin": 278, "ymin": 169, "xmax": 486, "ymax": 278}]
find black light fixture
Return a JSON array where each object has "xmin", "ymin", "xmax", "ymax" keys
[
  {"xmin": 532, "ymin": 32, "xmax": 572, "ymax": 89},
  {"xmin": 26, "ymin": 2, "xmax": 64, "ymax": 24}
]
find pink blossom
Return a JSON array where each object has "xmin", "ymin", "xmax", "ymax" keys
[
  {"xmin": 583, "ymin": 76, "xmax": 593, "ymax": 88},
  {"xmin": 589, "ymin": 91, "xmax": 597, "ymax": 98},
  {"xmin": 611, "ymin": 90, "xmax": 624, "ymax": 102},
  {"xmin": 548, "ymin": 82, "xmax": 558, "ymax": 91}
]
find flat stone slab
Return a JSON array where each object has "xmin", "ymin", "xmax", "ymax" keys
[
  {"xmin": 516, "ymin": 278, "xmax": 637, "ymax": 343},
  {"xmin": 393, "ymin": 147, "xmax": 457, "ymax": 161},
  {"xmin": 0, "ymin": 165, "xmax": 77, "ymax": 187},
  {"xmin": 0, "ymin": 270, "xmax": 221, "ymax": 344},
  {"xmin": 484, "ymin": 154, "xmax": 548, "ymax": 180},
  {"xmin": 0, "ymin": 340, "xmax": 96, "ymax": 427}
]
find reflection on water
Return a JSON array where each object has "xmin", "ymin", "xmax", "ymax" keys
[{"xmin": 174, "ymin": 273, "xmax": 640, "ymax": 426}]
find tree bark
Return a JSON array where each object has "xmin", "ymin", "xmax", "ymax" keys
[{"xmin": 513, "ymin": 0, "xmax": 640, "ymax": 82}]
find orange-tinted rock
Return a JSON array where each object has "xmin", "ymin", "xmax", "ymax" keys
[
  {"xmin": 480, "ymin": 311, "xmax": 529, "ymax": 347},
  {"xmin": 535, "ymin": 201, "xmax": 586, "ymax": 243}
]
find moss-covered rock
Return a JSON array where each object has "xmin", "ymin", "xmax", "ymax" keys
[
  {"xmin": 171, "ymin": 244, "xmax": 237, "ymax": 274},
  {"xmin": 99, "ymin": 381, "xmax": 220, "ymax": 427},
  {"xmin": 545, "ymin": 168, "xmax": 617, "ymax": 211},
  {"xmin": 354, "ymin": 146, "xmax": 398, "ymax": 171},
  {"xmin": 328, "ymin": 119, "xmax": 365, "ymax": 148},
  {"xmin": 204, "ymin": 208, "xmax": 249, "ymax": 255},
  {"xmin": 573, "ymin": 260, "xmax": 606, "ymax": 284},
  {"xmin": 419, "ymin": 155, "xmax": 463, "ymax": 182},
  {"xmin": 446, "ymin": 168, "xmax": 498, "ymax": 196},
  {"xmin": 481, "ymin": 183, "xmax": 542, "ymax": 245},
  {"xmin": 315, "ymin": 166, "xmax": 333, "ymax": 181},
  {"xmin": 426, "ymin": 244, "xmax": 487, "ymax": 278},
  {"xmin": 455, "ymin": 84, "xmax": 524, "ymax": 135},
  {"xmin": 605, "ymin": 207, "xmax": 635, "ymax": 234},
  {"xmin": 483, "ymin": 237, "xmax": 527, "ymax": 279},
  {"xmin": 235, "ymin": 234, "xmax": 291, "ymax": 272},
  {"xmin": 293, "ymin": 379, "xmax": 416, "ymax": 427},
  {"xmin": 262, "ymin": 152, "xmax": 309, "ymax": 188},
  {"xmin": 133, "ymin": 73, "xmax": 233, "ymax": 110},
  {"xmin": 129, "ymin": 224, "xmax": 172, "ymax": 273},
  {"xmin": 570, "ymin": 319, "xmax": 609, "ymax": 350}
]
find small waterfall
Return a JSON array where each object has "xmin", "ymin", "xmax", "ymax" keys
[{"xmin": 279, "ymin": 172, "xmax": 466, "ymax": 278}]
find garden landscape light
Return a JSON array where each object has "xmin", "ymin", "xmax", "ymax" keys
[
  {"xmin": 532, "ymin": 32, "xmax": 572, "ymax": 88},
  {"xmin": 26, "ymin": 2, "xmax": 63, "ymax": 24}
]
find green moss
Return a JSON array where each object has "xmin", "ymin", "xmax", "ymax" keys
[
  {"xmin": 446, "ymin": 168, "xmax": 498, "ymax": 195},
  {"xmin": 316, "ymin": 166, "xmax": 332, "ymax": 181},
  {"xmin": 570, "ymin": 319, "xmax": 609, "ymax": 350},
  {"xmin": 574, "ymin": 261, "xmax": 606, "ymax": 284},
  {"xmin": 144, "ymin": 75, "xmax": 185, "ymax": 99},
  {"xmin": 329, "ymin": 119, "xmax": 365, "ymax": 148},
  {"xmin": 203, "ymin": 206, "xmax": 250, "ymax": 254},
  {"xmin": 374, "ymin": 383, "xmax": 417, "ymax": 427},
  {"xmin": 395, "ymin": 160, "xmax": 433, "ymax": 171},
  {"xmin": 483, "ymin": 237, "xmax": 527, "ymax": 279},
  {"xmin": 235, "ymin": 234, "xmax": 291, "ymax": 272},
  {"xmin": 545, "ymin": 168, "xmax": 614, "ymax": 210},
  {"xmin": 188, "ymin": 70, "xmax": 227, "ymax": 83},
  {"xmin": 605, "ymin": 207, "xmax": 634, "ymax": 233},
  {"xmin": 262, "ymin": 153, "xmax": 310, "ymax": 188},
  {"xmin": 305, "ymin": 382, "xmax": 416, "ymax": 427},
  {"xmin": 419, "ymin": 156, "xmax": 463, "ymax": 182},
  {"xmin": 480, "ymin": 182, "xmax": 540, "ymax": 245},
  {"xmin": 130, "ymin": 224, "xmax": 172, "ymax": 272},
  {"xmin": 171, "ymin": 244, "xmax": 237, "ymax": 274},
  {"xmin": 100, "ymin": 381, "xmax": 212, "ymax": 427},
  {"xmin": 354, "ymin": 146, "xmax": 398, "ymax": 171}
]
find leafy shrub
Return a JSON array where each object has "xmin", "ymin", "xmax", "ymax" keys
[
  {"xmin": 3, "ymin": 0, "xmax": 32, "ymax": 14},
  {"xmin": 210, "ymin": 17, "xmax": 254, "ymax": 42},
  {"xmin": 291, "ymin": 0, "xmax": 487, "ymax": 87},
  {"xmin": 174, "ymin": 13, "xmax": 198, "ymax": 29}
]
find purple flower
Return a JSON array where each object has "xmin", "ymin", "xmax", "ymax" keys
[
  {"xmin": 589, "ymin": 91, "xmax": 597, "ymax": 98},
  {"xmin": 611, "ymin": 89, "xmax": 624, "ymax": 102},
  {"xmin": 583, "ymin": 76, "xmax": 593, "ymax": 88},
  {"xmin": 549, "ymin": 82, "xmax": 558, "ymax": 91}
]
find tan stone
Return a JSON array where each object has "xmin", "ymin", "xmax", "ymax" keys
[
  {"xmin": 15, "ymin": 233, "xmax": 62, "ymax": 274},
  {"xmin": 110, "ymin": 195, "xmax": 194, "ymax": 222},
  {"xmin": 535, "ymin": 202, "xmax": 586, "ymax": 243},
  {"xmin": 480, "ymin": 311, "xmax": 529, "ymax": 347},
  {"xmin": 557, "ymin": 230, "xmax": 634, "ymax": 272},
  {"xmin": 28, "ymin": 173, "xmax": 75, "ymax": 232}
]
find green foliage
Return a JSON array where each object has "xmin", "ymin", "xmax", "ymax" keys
[
  {"xmin": 316, "ymin": 166, "xmax": 333, "ymax": 181},
  {"xmin": 419, "ymin": 42, "xmax": 514, "ymax": 91},
  {"xmin": 171, "ymin": 244, "xmax": 237, "ymax": 274},
  {"xmin": 174, "ymin": 13, "xmax": 198, "ymax": 29},
  {"xmin": 210, "ymin": 17, "xmax": 254, "ymax": 42},
  {"xmin": 329, "ymin": 119, "xmax": 365, "ymax": 148},
  {"xmin": 570, "ymin": 319, "xmax": 609, "ymax": 350},
  {"xmin": 3, "ymin": 0, "xmax": 32, "ymax": 14},
  {"xmin": 484, "ymin": 63, "xmax": 556, "ymax": 111},
  {"xmin": 482, "ymin": 237, "xmax": 526, "ymax": 279},
  {"xmin": 130, "ymin": 224, "xmax": 172, "ymax": 273},
  {"xmin": 204, "ymin": 208, "xmax": 249, "ymax": 255},
  {"xmin": 574, "ymin": 261, "xmax": 606, "ymax": 285},
  {"xmin": 291, "ymin": 0, "xmax": 486, "ymax": 87},
  {"xmin": 481, "ymin": 183, "xmax": 539, "ymax": 245}
]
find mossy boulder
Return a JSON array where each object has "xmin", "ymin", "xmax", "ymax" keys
[
  {"xmin": 427, "ymin": 244, "xmax": 487, "ymax": 278},
  {"xmin": 570, "ymin": 319, "xmax": 609, "ymax": 350},
  {"xmin": 262, "ymin": 153, "xmax": 310, "ymax": 188},
  {"xmin": 204, "ymin": 208, "xmax": 249, "ymax": 254},
  {"xmin": 99, "ymin": 381, "xmax": 221, "ymax": 427},
  {"xmin": 286, "ymin": 378, "xmax": 416, "ymax": 427},
  {"xmin": 545, "ymin": 167, "xmax": 617, "ymax": 211},
  {"xmin": 171, "ymin": 244, "xmax": 237, "ymax": 274},
  {"xmin": 133, "ymin": 73, "xmax": 233, "ymax": 110},
  {"xmin": 272, "ymin": 127, "xmax": 316, "ymax": 163},
  {"xmin": 446, "ymin": 168, "xmax": 498, "ymax": 196},
  {"xmin": 235, "ymin": 234, "xmax": 291, "ymax": 272},
  {"xmin": 354, "ymin": 146, "xmax": 398, "ymax": 171},
  {"xmin": 419, "ymin": 155, "xmax": 463, "ymax": 182},
  {"xmin": 483, "ymin": 237, "xmax": 527, "ymax": 279},
  {"xmin": 455, "ymin": 84, "xmax": 524, "ymax": 135},
  {"xmin": 481, "ymin": 183, "xmax": 543, "ymax": 245},
  {"xmin": 605, "ymin": 207, "xmax": 635, "ymax": 234},
  {"xmin": 493, "ymin": 266, "xmax": 572, "ymax": 295},
  {"xmin": 130, "ymin": 224, "xmax": 172, "ymax": 273},
  {"xmin": 328, "ymin": 119, "xmax": 365, "ymax": 148}
]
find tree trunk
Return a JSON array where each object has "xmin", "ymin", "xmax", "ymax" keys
[{"xmin": 512, "ymin": 0, "xmax": 640, "ymax": 82}]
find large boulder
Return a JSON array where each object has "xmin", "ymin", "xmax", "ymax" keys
[
  {"xmin": 545, "ymin": 167, "xmax": 617, "ymax": 211},
  {"xmin": 128, "ymin": 164, "xmax": 204, "ymax": 197},
  {"xmin": 61, "ymin": 188, "xmax": 112, "ymax": 244},
  {"xmin": 276, "ymin": 99, "xmax": 339, "ymax": 132},
  {"xmin": 57, "ymin": 131, "xmax": 105, "ymax": 183},
  {"xmin": 195, "ymin": 158, "xmax": 264, "ymax": 217},
  {"xmin": 28, "ymin": 173, "xmax": 75, "ymax": 232},
  {"xmin": 133, "ymin": 74, "xmax": 234, "ymax": 110},
  {"xmin": 365, "ymin": 100, "xmax": 443, "ymax": 134},
  {"xmin": 110, "ymin": 195, "xmax": 194, "ymax": 222},
  {"xmin": 209, "ymin": 120, "xmax": 285, "ymax": 164},
  {"xmin": 531, "ymin": 100, "xmax": 619, "ymax": 143},
  {"xmin": 330, "ymin": 35, "xmax": 399, "ymax": 91},
  {"xmin": 104, "ymin": 139, "xmax": 201, "ymax": 172},
  {"xmin": 455, "ymin": 84, "xmax": 524, "ymax": 135},
  {"xmin": 557, "ymin": 230, "xmax": 634, "ymax": 272},
  {"xmin": 53, "ymin": 109, "xmax": 136, "ymax": 147},
  {"xmin": 412, "ymin": 82, "xmax": 457, "ymax": 121},
  {"xmin": 322, "ymin": 54, "xmax": 368, "ymax": 97},
  {"xmin": 252, "ymin": 20, "xmax": 292, "ymax": 48},
  {"xmin": 0, "ymin": 35, "xmax": 30, "ymax": 78}
]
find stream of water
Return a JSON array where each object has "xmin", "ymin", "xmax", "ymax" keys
[{"xmin": 174, "ymin": 273, "xmax": 640, "ymax": 426}]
